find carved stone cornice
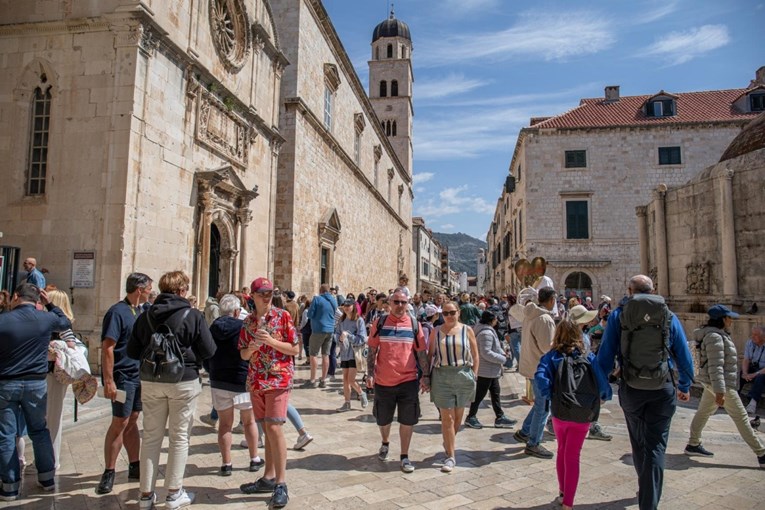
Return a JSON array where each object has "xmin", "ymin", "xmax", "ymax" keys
[{"xmin": 635, "ymin": 205, "xmax": 648, "ymax": 217}]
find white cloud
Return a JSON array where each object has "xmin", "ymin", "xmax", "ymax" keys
[
  {"xmin": 440, "ymin": 224, "xmax": 456, "ymax": 230},
  {"xmin": 416, "ymin": 185, "xmax": 496, "ymax": 220},
  {"xmin": 413, "ymin": 172, "xmax": 435, "ymax": 184},
  {"xmin": 417, "ymin": 11, "xmax": 615, "ymax": 66},
  {"xmin": 441, "ymin": 0, "xmax": 500, "ymax": 14},
  {"xmin": 635, "ymin": 0, "xmax": 679, "ymax": 24},
  {"xmin": 641, "ymin": 25, "xmax": 730, "ymax": 65},
  {"xmin": 415, "ymin": 74, "xmax": 489, "ymax": 100}
]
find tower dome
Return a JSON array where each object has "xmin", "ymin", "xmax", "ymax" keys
[{"xmin": 372, "ymin": 8, "xmax": 411, "ymax": 42}]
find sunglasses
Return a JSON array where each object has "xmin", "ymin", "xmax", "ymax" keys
[
  {"xmin": 392, "ymin": 300, "xmax": 408, "ymax": 305},
  {"xmin": 256, "ymin": 291, "xmax": 273, "ymax": 298},
  {"xmin": 442, "ymin": 310, "xmax": 458, "ymax": 316}
]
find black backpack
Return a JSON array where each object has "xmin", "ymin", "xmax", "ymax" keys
[
  {"xmin": 619, "ymin": 294, "xmax": 673, "ymax": 390},
  {"xmin": 139, "ymin": 309, "xmax": 190, "ymax": 383},
  {"xmin": 551, "ymin": 353, "xmax": 601, "ymax": 423}
]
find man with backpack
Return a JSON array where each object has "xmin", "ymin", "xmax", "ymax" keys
[{"xmin": 596, "ymin": 275, "xmax": 694, "ymax": 510}]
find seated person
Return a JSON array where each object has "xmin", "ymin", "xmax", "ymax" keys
[{"xmin": 742, "ymin": 325, "xmax": 765, "ymax": 415}]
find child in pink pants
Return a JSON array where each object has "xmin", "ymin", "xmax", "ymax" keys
[{"xmin": 535, "ymin": 320, "xmax": 612, "ymax": 509}]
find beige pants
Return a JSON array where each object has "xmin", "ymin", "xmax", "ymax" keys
[
  {"xmin": 45, "ymin": 374, "xmax": 68, "ymax": 468},
  {"xmin": 140, "ymin": 379, "xmax": 201, "ymax": 493},
  {"xmin": 688, "ymin": 383, "xmax": 765, "ymax": 457}
]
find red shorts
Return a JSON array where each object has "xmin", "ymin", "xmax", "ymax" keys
[{"xmin": 251, "ymin": 389, "xmax": 290, "ymax": 423}]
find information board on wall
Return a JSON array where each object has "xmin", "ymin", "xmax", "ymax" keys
[{"xmin": 71, "ymin": 251, "xmax": 95, "ymax": 288}]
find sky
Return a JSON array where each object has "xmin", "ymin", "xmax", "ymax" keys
[{"xmin": 322, "ymin": 0, "xmax": 764, "ymax": 240}]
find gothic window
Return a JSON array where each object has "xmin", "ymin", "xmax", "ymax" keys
[
  {"xmin": 380, "ymin": 80, "xmax": 387, "ymax": 97},
  {"xmin": 391, "ymin": 80, "xmax": 398, "ymax": 97},
  {"xmin": 392, "ymin": 121, "xmax": 397, "ymax": 136},
  {"xmin": 385, "ymin": 121, "xmax": 391, "ymax": 136},
  {"xmin": 387, "ymin": 44, "xmax": 393, "ymax": 58},
  {"xmin": 27, "ymin": 87, "xmax": 51, "ymax": 195},
  {"xmin": 323, "ymin": 85, "xmax": 333, "ymax": 130}
]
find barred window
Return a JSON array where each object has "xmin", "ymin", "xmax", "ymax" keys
[{"xmin": 27, "ymin": 87, "xmax": 51, "ymax": 195}]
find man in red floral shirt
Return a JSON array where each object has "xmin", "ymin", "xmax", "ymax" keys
[{"xmin": 238, "ymin": 277, "xmax": 298, "ymax": 509}]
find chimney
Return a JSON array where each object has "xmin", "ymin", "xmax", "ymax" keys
[
  {"xmin": 605, "ymin": 85, "xmax": 620, "ymax": 102},
  {"xmin": 750, "ymin": 66, "xmax": 765, "ymax": 88}
]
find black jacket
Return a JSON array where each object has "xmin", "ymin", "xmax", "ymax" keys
[
  {"xmin": 127, "ymin": 293, "xmax": 216, "ymax": 382},
  {"xmin": 208, "ymin": 315, "xmax": 249, "ymax": 393}
]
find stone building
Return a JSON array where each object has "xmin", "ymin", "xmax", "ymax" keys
[
  {"xmin": 271, "ymin": 2, "xmax": 414, "ymax": 294},
  {"xmin": 0, "ymin": 0, "xmax": 414, "ymax": 354},
  {"xmin": 0, "ymin": 0, "xmax": 285, "ymax": 338},
  {"xmin": 412, "ymin": 217, "xmax": 446, "ymax": 294},
  {"xmin": 487, "ymin": 69, "xmax": 765, "ymax": 301}
]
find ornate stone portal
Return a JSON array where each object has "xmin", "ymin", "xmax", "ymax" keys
[{"xmin": 195, "ymin": 164, "xmax": 258, "ymax": 299}]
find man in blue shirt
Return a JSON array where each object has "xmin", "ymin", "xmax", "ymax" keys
[
  {"xmin": 0, "ymin": 284, "xmax": 71, "ymax": 501},
  {"xmin": 97, "ymin": 273, "xmax": 153, "ymax": 495},
  {"xmin": 22, "ymin": 258, "xmax": 46, "ymax": 290},
  {"xmin": 597, "ymin": 275, "xmax": 694, "ymax": 510},
  {"xmin": 301, "ymin": 284, "xmax": 337, "ymax": 388}
]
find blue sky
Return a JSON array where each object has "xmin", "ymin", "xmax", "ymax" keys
[{"xmin": 323, "ymin": 0, "xmax": 764, "ymax": 240}]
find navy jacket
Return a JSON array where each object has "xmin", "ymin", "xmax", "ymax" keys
[
  {"xmin": 208, "ymin": 315, "xmax": 249, "ymax": 393},
  {"xmin": 0, "ymin": 303, "xmax": 71, "ymax": 380}
]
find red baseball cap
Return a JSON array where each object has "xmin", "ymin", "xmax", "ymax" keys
[{"xmin": 250, "ymin": 277, "xmax": 274, "ymax": 293}]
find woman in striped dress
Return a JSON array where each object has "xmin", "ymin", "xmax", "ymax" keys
[{"xmin": 426, "ymin": 301, "xmax": 479, "ymax": 473}]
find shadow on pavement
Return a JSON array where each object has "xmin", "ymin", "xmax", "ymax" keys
[{"xmin": 505, "ymin": 496, "xmax": 637, "ymax": 509}]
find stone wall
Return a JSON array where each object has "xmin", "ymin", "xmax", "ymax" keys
[{"xmin": 644, "ymin": 148, "xmax": 765, "ymax": 312}]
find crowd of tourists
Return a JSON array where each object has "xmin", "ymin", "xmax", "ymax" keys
[{"xmin": 1, "ymin": 262, "xmax": 764, "ymax": 509}]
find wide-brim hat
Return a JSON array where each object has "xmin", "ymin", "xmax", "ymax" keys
[{"xmin": 569, "ymin": 305, "xmax": 598, "ymax": 325}]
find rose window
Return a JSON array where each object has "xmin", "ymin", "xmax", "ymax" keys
[{"xmin": 209, "ymin": 0, "xmax": 250, "ymax": 73}]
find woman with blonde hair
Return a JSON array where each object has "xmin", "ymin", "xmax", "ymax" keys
[
  {"xmin": 46, "ymin": 289, "xmax": 86, "ymax": 469},
  {"xmin": 535, "ymin": 320, "xmax": 611, "ymax": 509},
  {"xmin": 424, "ymin": 300, "xmax": 479, "ymax": 473}
]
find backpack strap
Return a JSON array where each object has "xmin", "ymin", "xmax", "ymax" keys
[{"xmin": 146, "ymin": 308, "xmax": 192, "ymax": 344}]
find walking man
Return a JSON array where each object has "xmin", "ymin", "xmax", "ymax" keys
[
  {"xmin": 301, "ymin": 284, "xmax": 337, "ymax": 388},
  {"xmin": 367, "ymin": 288, "xmax": 428, "ymax": 473},
  {"xmin": 98, "ymin": 273, "xmax": 153, "ymax": 494},
  {"xmin": 22, "ymin": 258, "xmax": 46, "ymax": 289},
  {"xmin": 597, "ymin": 275, "xmax": 694, "ymax": 510},
  {"xmin": 514, "ymin": 287, "xmax": 557, "ymax": 458},
  {"xmin": 0, "ymin": 284, "xmax": 70, "ymax": 501}
]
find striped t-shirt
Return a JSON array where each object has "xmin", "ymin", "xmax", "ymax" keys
[
  {"xmin": 434, "ymin": 324, "xmax": 472, "ymax": 368},
  {"xmin": 368, "ymin": 313, "xmax": 426, "ymax": 387}
]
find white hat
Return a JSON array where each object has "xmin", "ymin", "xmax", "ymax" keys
[
  {"xmin": 569, "ymin": 305, "xmax": 598, "ymax": 325},
  {"xmin": 518, "ymin": 287, "xmax": 538, "ymax": 306}
]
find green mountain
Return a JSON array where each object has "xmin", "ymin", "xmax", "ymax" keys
[{"xmin": 432, "ymin": 232, "xmax": 487, "ymax": 276}]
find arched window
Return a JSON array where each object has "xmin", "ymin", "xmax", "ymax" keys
[
  {"xmin": 391, "ymin": 80, "xmax": 398, "ymax": 97},
  {"xmin": 401, "ymin": 46, "xmax": 407, "ymax": 58},
  {"xmin": 381, "ymin": 121, "xmax": 385, "ymax": 131},
  {"xmin": 379, "ymin": 80, "xmax": 387, "ymax": 97},
  {"xmin": 375, "ymin": 46, "xmax": 380, "ymax": 60},
  {"xmin": 27, "ymin": 86, "xmax": 52, "ymax": 195},
  {"xmin": 392, "ymin": 121, "xmax": 397, "ymax": 136},
  {"xmin": 385, "ymin": 121, "xmax": 392, "ymax": 136},
  {"xmin": 387, "ymin": 44, "xmax": 393, "ymax": 58},
  {"xmin": 564, "ymin": 272, "xmax": 593, "ymax": 301}
]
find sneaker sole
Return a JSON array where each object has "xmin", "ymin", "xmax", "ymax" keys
[
  {"xmin": 465, "ymin": 423, "xmax": 482, "ymax": 429},
  {"xmin": 587, "ymin": 435, "xmax": 612, "ymax": 441},
  {"xmin": 684, "ymin": 451, "xmax": 713, "ymax": 457},
  {"xmin": 294, "ymin": 438, "xmax": 313, "ymax": 450},
  {"xmin": 524, "ymin": 450, "xmax": 554, "ymax": 459},
  {"xmin": 494, "ymin": 423, "xmax": 515, "ymax": 429}
]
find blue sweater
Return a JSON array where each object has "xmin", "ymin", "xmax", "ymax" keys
[
  {"xmin": 0, "ymin": 303, "xmax": 71, "ymax": 380},
  {"xmin": 596, "ymin": 305, "xmax": 695, "ymax": 393},
  {"xmin": 535, "ymin": 349, "xmax": 613, "ymax": 402},
  {"xmin": 308, "ymin": 293, "xmax": 337, "ymax": 333}
]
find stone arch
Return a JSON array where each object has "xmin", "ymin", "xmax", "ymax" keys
[
  {"xmin": 15, "ymin": 58, "xmax": 58, "ymax": 101},
  {"xmin": 560, "ymin": 269, "xmax": 597, "ymax": 301}
]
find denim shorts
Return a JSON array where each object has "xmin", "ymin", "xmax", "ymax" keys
[{"xmin": 112, "ymin": 379, "xmax": 142, "ymax": 418}]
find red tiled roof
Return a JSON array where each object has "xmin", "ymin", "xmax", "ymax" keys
[{"xmin": 533, "ymin": 89, "xmax": 759, "ymax": 130}]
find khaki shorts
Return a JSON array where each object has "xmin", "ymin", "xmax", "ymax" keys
[
  {"xmin": 308, "ymin": 332, "xmax": 333, "ymax": 356},
  {"xmin": 430, "ymin": 365, "xmax": 477, "ymax": 409},
  {"xmin": 211, "ymin": 388, "xmax": 251, "ymax": 411}
]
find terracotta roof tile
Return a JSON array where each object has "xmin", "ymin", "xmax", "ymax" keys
[{"xmin": 533, "ymin": 89, "xmax": 759, "ymax": 130}]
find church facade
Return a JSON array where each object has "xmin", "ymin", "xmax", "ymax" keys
[{"xmin": 0, "ymin": 1, "xmax": 413, "ymax": 342}]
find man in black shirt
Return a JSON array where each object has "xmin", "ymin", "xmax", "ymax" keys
[{"xmin": 97, "ymin": 273, "xmax": 152, "ymax": 494}]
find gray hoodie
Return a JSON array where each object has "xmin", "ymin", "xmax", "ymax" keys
[
  {"xmin": 473, "ymin": 323, "xmax": 507, "ymax": 379},
  {"xmin": 694, "ymin": 326, "xmax": 739, "ymax": 394}
]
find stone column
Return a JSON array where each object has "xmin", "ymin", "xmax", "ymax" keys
[
  {"xmin": 238, "ymin": 208, "xmax": 252, "ymax": 289},
  {"xmin": 636, "ymin": 205, "xmax": 650, "ymax": 275},
  {"xmin": 718, "ymin": 169, "xmax": 738, "ymax": 298},
  {"xmin": 199, "ymin": 193, "xmax": 214, "ymax": 300},
  {"xmin": 653, "ymin": 185, "xmax": 669, "ymax": 296}
]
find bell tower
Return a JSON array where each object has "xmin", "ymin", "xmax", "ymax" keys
[{"xmin": 369, "ymin": 6, "xmax": 413, "ymax": 177}]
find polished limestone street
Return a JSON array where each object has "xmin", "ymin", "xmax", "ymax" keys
[{"xmin": 5, "ymin": 365, "xmax": 763, "ymax": 510}]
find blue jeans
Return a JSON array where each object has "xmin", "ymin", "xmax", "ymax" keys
[
  {"xmin": 0, "ymin": 379, "xmax": 55, "ymax": 493},
  {"xmin": 520, "ymin": 378, "xmax": 550, "ymax": 447},
  {"xmin": 510, "ymin": 331, "xmax": 521, "ymax": 367},
  {"xmin": 747, "ymin": 372, "xmax": 765, "ymax": 402},
  {"xmin": 328, "ymin": 339, "xmax": 337, "ymax": 377},
  {"xmin": 619, "ymin": 382, "xmax": 676, "ymax": 510}
]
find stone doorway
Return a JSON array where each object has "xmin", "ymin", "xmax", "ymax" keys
[
  {"xmin": 564, "ymin": 271, "xmax": 593, "ymax": 301},
  {"xmin": 209, "ymin": 223, "xmax": 222, "ymax": 297}
]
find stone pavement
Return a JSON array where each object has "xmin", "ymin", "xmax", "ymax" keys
[{"xmin": 5, "ymin": 363, "xmax": 765, "ymax": 510}]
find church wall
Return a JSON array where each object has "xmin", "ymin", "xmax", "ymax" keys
[
  {"xmin": 270, "ymin": 0, "xmax": 412, "ymax": 295},
  {"xmin": 512, "ymin": 123, "xmax": 743, "ymax": 302}
]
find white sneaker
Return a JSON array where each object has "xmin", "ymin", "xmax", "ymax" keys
[
  {"xmin": 165, "ymin": 489, "xmax": 195, "ymax": 509},
  {"xmin": 293, "ymin": 432, "xmax": 314, "ymax": 450},
  {"xmin": 441, "ymin": 457, "xmax": 455, "ymax": 473},
  {"xmin": 746, "ymin": 399, "xmax": 758, "ymax": 416},
  {"xmin": 240, "ymin": 438, "xmax": 249, "ymax": 448},
  {"xmin": 139, "ymin": 492, "xmax": 157, "ymax": 510}
]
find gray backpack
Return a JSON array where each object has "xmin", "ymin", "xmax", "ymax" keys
[{"xmin": 619, "ymin": 294, "xmax": 673, "ymax": 390}]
